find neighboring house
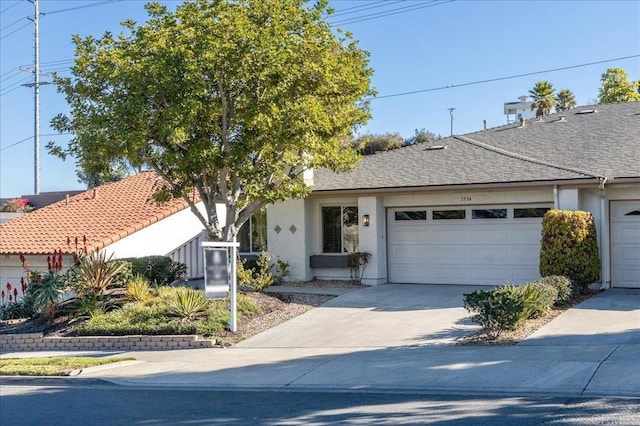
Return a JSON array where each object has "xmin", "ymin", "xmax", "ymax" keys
[
  {"xmin": 0, "ymin": 172, "xmax": 223, "ymax": 302},
  {"xmin": 267, "ymin": 102, "xmax": 640, "ymax": 289}
]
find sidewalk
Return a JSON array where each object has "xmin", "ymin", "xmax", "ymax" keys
[{"xmin": 2, "ymin": 287, "xmax": 639, "ymax": 397}]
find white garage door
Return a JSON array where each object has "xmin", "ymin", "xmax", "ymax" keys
[
  {"xmin": 611, "ymin": 201, "xmax": 640, "ymax": 288},
  {"xmin": 387, "ymin": 205, "xmax": 550, "ymax": 285}
]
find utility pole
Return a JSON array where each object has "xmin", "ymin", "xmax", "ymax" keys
[
  {"xmin": 448, "ymin": 107, "xmax": 456, "ymax": 136},
  {"xmin": 23, "ymin": 0, "xmax": 50, "ymax": 195}
]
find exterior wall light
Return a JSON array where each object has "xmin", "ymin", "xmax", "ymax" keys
[{"xmin": 362, "ymin": 214, "xmax": 370, "ymax": 227}]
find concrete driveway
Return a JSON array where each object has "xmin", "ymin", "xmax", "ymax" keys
[
  {"xmin": 519, "ymin": 289, "xmax": 640, "ymax": 346},
  {"xmin": 237, "ymin": 284, "xmax": 483, "ymax": 348}
]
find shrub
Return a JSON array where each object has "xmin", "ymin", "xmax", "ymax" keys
[
  {"xmin": 166, "ymin": 287, "xmax": 208, "ymax": 321},
  {"xmin": 120, "ymin": 256, "xmax": 187, "ymax": 286},
  {"xmin": 110, "ymin": 260, "xmax": 134, "ymax": 288},
  {"xmin": 25, "ymin": 270, "xmax": 66, "ymax": 322},
  {"xmin": 463, "ymin": 287, "xmax": 526, "ymax": 338},
  {"xmin": 348, "ymin": 252, "xmax": 371, "ymax": 283},
  {"xmin": 539, "ymin": 275, "xmax": 574, "ymax": 306},
  {"xmin": 65, "ymin": 293, "xmax": 112, "ymax": 319},
  {"xmin": 126, "ymin": 275, "xmax": 152, "ymax": 303},
  {"xmin": 272, "ymin": 258, "xmax": 290, "ymax": 285},
  {"xmin": 71, "ymin": 251, "xmax": 127, "ymax": 296},
  {"xmin": 0, "ymin": 301, "xmax": 36, "ymax": 320},
  {"xmin": 237, "ymin": 252, "xmax": 274, "ymax": 291},
  {"xmin": 520, "ymin": 282, "xmax": 557, "ymax": 319},
  {"xmin": 540, "ymin": 210, "xmax": 600, "ymax": 293}
]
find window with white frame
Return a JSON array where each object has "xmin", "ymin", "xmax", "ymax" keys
[
  {"xmin": 238, "ymin": 209, "xmax": 267, "ymax": 253},
  {"xmin": 322, "ymin": 206, "xmax": 358, "ymax": 253}
]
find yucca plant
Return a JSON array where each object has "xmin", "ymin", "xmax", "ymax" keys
[
  {"xmin": 126, "ymin": 275, "xmax": 152, "ymax": 303},
  {"xmin": 166, "ymin": 287, "xmax": 208, "ymax": 322},
  {"xmin": 72, "ymin": 251, "xmax": 126, "ymax": 296}
]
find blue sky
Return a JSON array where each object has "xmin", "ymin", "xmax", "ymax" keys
[{"xmin": 1, "ymin": 0, "xmax": 639, "ymax": 198}]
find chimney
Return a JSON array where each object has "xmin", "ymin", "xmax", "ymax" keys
[{"xmin": 483, "ymin": 120, "xmax": 487, "ymax": 130}]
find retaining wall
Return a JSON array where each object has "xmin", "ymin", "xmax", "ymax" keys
[{"xmin": 0, "ymin": 333, "xmax": 216, "ymax": 352}]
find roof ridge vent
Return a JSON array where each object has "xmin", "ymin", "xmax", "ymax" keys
[
  {"xmin": 424, "ymin": 145, "xmax": 446, "ymax": 151},
  {"xmin": 577, "ymin": 108, "xmax": 598, "ymax": 115}
]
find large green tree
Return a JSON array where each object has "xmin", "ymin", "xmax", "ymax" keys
[
  {"xmin": 555, "ymin": 89, "xmax": 576, "ymax": 112},
  {"xmin": 529, "ymin": 81, "xmax": 556, "ymax": 117},
  {"xmin": 598, "ymin": 67, "xmax": 640, "ymax": 104},
  {"xmin": 49, "ymin": 0, "xmax": 374, "ymax": 241}
]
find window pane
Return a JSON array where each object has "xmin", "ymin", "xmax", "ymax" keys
[
  {"xmin": 514, "ymin": 207, "xmax": 550, "ymax": 218},
  {"xmin": 322, "ymin": 207, "xmax": 342, "ymax": 253},
  {"xmin": 251, "ymin": 210, "xmax": 268, "ymax": 252},
  {"xmin": 433, "ymin": 210, "xmax": 466, "ymax": 220},
  {"xmin": 238, "ymin": 221, "xmax": 251, "ymax": 252},
  {"xmin": 342, "ymin": 206, "xmax": 359, "ymax": 253},
  {"xmin": 395, "ymin": 211, "xmax": 427, "ymax": 221},
  {"xmin": 472, "ymin": 209, "xmax": 507, "ymax": 219}
]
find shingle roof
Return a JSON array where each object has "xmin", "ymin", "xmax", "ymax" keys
[
  {"xmin": 0, "ymin": 171, "xmax": 192, "ymax": 255},
  {"xmin": 313, "ymin": 101, "xmax": 640, "ymax": 192}
]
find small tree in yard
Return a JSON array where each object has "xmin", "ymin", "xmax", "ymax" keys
[{"xmin": 49, "ymin": 0, "xmax": 374, "ymax": 242}]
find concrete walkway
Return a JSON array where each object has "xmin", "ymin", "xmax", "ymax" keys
[{"xmin": 2, "ymin": 285, "xmax": 639, "ymax": 397}]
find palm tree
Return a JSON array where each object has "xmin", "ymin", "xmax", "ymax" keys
[
  {"xmin": 529, "ymin": 81, "xmax": 556, "ymax": 117},
  {"xmin": 555, "ymin": 89, "xmax": 576, "ymax": 112}
]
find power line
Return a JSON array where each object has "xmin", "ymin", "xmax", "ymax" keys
[
  {"xmin": 0, "ymin": 133, "xmax": 71, "ymax": 152},
  {"xmin": 0, "ymin": 0, "xmax": 25, "ymax": 15},
  {"xmin": 332, "ymin": 0, "xmax": 452, "ymax": 26},
  {"xmin": 44, "ymin": 0, "xmax": 123, "ymax": 15},
  {"xmin": 369, "ymin": 54, "xmax": 640, "ymax": 101},
  {"xmin": 0, "ymin": 76, "xmax": 32, "ymax": 95},
  {"xmin": 0, "ymin": 21, "xmax": 31, "ymax": 40},
  {"xmin": 0, "ymin": 16, "xmax": 28, "ymax": 33},
  {"xmin": 328, "ymin": 1, "xmax": 404, "ymax": 19}
]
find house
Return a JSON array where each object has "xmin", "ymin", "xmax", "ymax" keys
[
  {"xmin": 0, "ymin": 172, "xmax": 222, "ymax": 302},
  {"xmin": 2, "ymin": 102, "xmax": 637, "ymax": 300},
  {"xmin": 264, "ymin": 102, "xmax": 640, "ymax": 288}
]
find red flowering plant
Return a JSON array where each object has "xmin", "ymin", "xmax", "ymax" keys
[
  {"xmin": 16, "ymin": 250, "xmax": 68, "ymax": 322},
  {"xmin": 0, "ymin": 198, "xmax": 34, "ymax": 213}
]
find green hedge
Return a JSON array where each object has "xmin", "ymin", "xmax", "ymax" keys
[
  {"xmin": 539, "ymin": 210, "xmax": 600, "ymax": 293},
  {"xmin": 118, "ymin": 256, "xmax": 187, "ymax": 287}
]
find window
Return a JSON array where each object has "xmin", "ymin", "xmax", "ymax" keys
[
  {"xmin": 433, "ymin": 209, "xmax": 466, "ymax": 220},
  {"xmin": 472, "ymin": 209, "xmax": 507, "ymax": 219},
  {"xmin": 514, "ymin": 207, "xmax": 550, "ymax": 218},
  {"xmin": 322, "ymin": 206, "xmax": 358, "ymax": 253},
  {"xmin": 239, "ymin": 209, "xmax": 267, "ymax": 253},
  {"xmin": 395, "ymin": 211, "xmax": 427, "ymax": 221},
  {"xmin": 624, "ymin": 209, "xmax": 640, "ymax": 216}
]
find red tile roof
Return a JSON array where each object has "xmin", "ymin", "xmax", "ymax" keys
[{"xmin": 0, "ymin": 171, "xmax": 195, "ymax": 255}]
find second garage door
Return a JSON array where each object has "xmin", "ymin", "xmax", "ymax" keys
[{"xmin": 387, "ymin": 205, "xmax": 550, "ymax": 285}]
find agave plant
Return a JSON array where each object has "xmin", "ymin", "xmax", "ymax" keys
[
  {"xmin": 72, "ymin": 251, "xmax": 126, "ymax": 296},
  {"xmin": 166, "ymin": 287, "xmax": 208, "ymax": 322}
]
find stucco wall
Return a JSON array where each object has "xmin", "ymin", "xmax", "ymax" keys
[
  {"xmin": 267, "ymin": 199, "xmax": 312, "ymax": 281},
  {"xmin": 102, "ymin": 202, "xmax": 214, "ymax": 259}
]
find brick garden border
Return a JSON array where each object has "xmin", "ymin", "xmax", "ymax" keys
[{"xmin": 0, "ymin": 333, "xmax": 216, "ymax": 352}]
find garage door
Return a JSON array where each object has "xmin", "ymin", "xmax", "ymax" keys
[
  {"xmin": 611, "ymin": 201, "xmax": 640, "ymax": 288},
  {"xmin": 387, "ymin": 205, "xmax": 550, "ymax": 285}
]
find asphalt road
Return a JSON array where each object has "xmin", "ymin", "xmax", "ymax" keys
[{"xmin": 1, "ymin": 384, "xmax": 639, "ymax": 425}]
